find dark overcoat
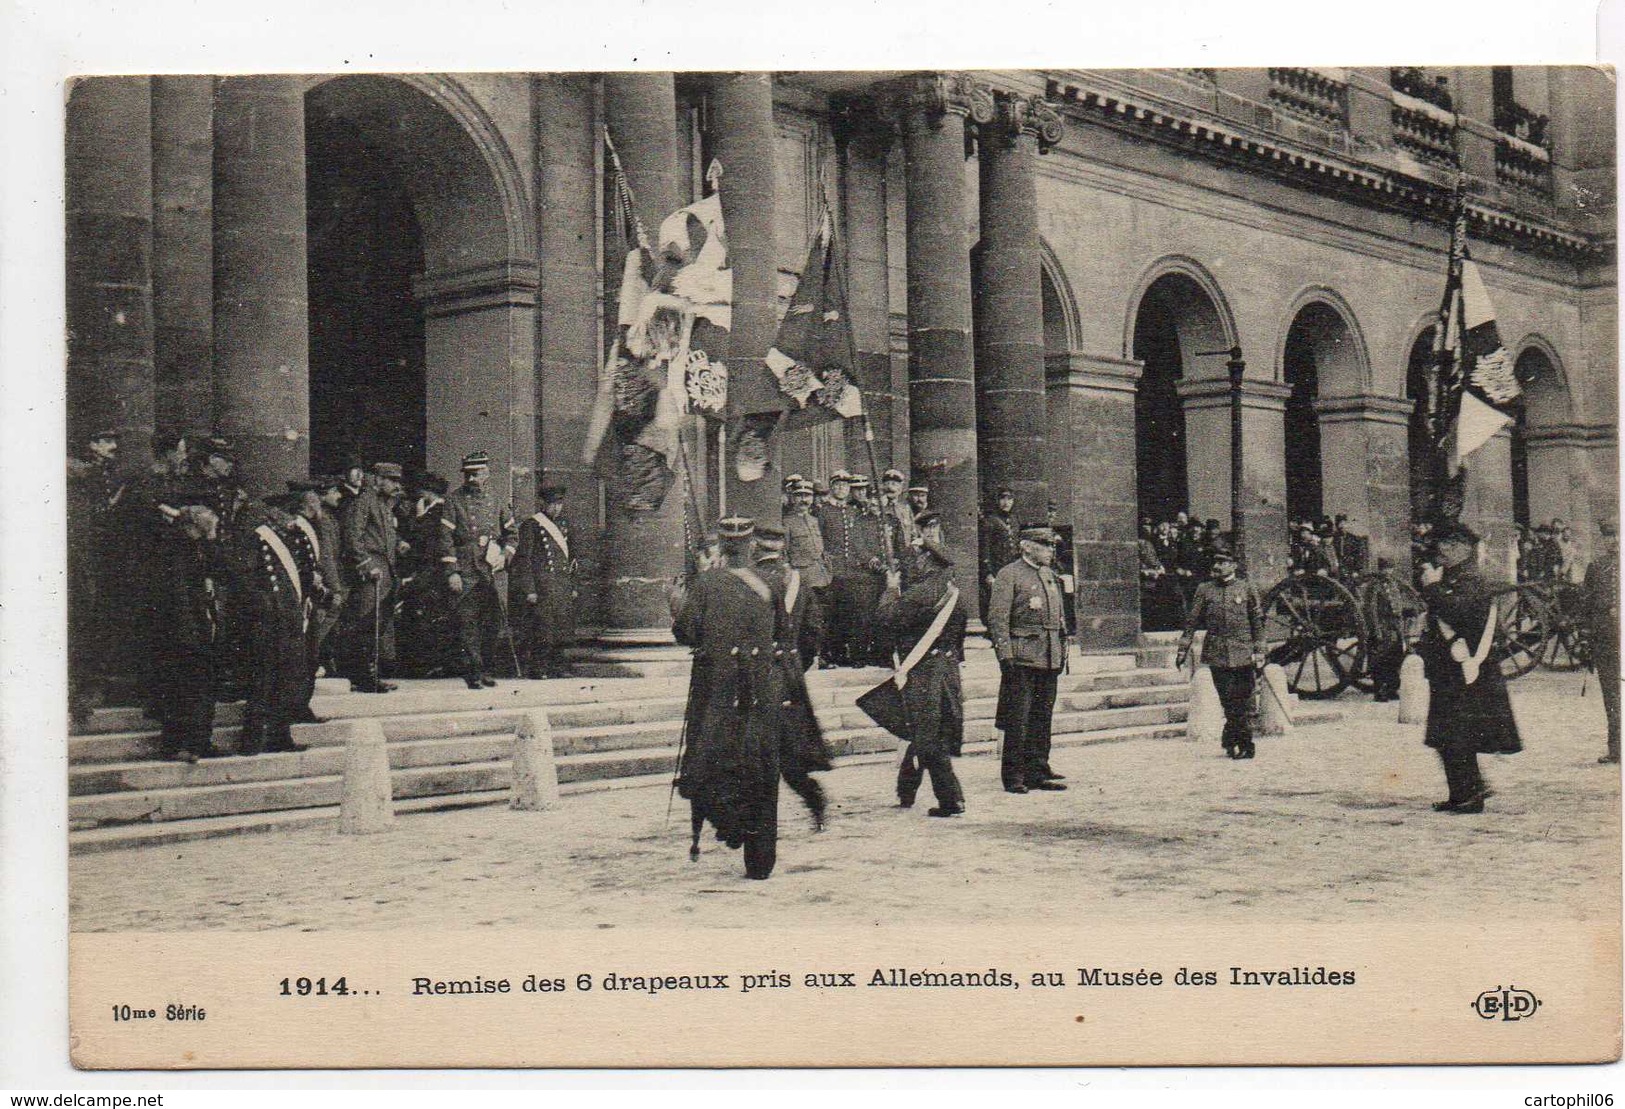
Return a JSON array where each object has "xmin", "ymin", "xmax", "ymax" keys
[
  {"xmin": 510, "ymin": 511, "xmax": 577, "ymax": 649},
  {"xmin": 1419, "ymin": 563, "xmax": 1522, "ymax": 755},
  {"xmin": 752, "ymin": 557, "xmax": 833, "ymax": 776},
  {"xmin": 876, "ymin": 557, "xmax": 968, "ymax": 758}
]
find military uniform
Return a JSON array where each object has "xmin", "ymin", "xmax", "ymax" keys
[
  {"xmin": 988, "ymin": 541, "xmax": 1069, "ymax": 791},
  {"xmin": 396, "ymin": 486, "xmax": 459, "ymax": 677},
  {"xmin": 447, "ymin": 468, "xmax": 518, "ymax": 684},
  {"xmin": 751, "ymin": 540, "xmax": 833, "ymax": 824},
  {"xmin": 152, "ymin": 525, "xmax": 223, "ymax": 759},
  {"xmin": 337, "ymin": 475, "xmax": 401, "ymax": 690},
  {"xmin": 281, "ymin": 504, "xmax": 330, "ymax": 718},
  {"xmin": 978, "ymin": 508, "xmax": 1019, "ymax": 622},
  {"xmin": 822, "ymin": 498, "xmax": 887, "ymax": 667},
  {"xmin": 1178, "ymin": 566, "xmax": 1265, "ymax": 758},
  {"xmin": 878, "ymin": 546, "xmax": 968, "ymax": 814},
  {"xmin": 673, "ymin": 527, "xmax": 829, "ymax": 881},
  {"xmin": 1418, "ymin": 550, "xmax": 1522, "ymax": 807},
  {"xmin": 1582, "ymin": 536, "xmax": 1620, "ymax": 763},
  {"xmin": 783, "ymin": 496, "xmax": 830, "ymax": 666},
  {"xmin": 235, "ymin": 507, "xmax": 310, "ymax": 754},
  {"xmin": 510, "ymin": 498, "xmax": 578, "ymax": 678}
]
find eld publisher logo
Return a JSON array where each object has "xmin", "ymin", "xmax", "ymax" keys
[{"xmin": 1473, "ymin": 985, "xmax": 1542, "ymax": 1021}]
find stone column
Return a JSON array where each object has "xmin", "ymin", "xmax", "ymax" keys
[
  {"xmin": 710, "ymin": 72, "xmax": 782, "ymax": 522},
  {"xmin": 833, "ymin": 102, "xmax": 898, "ymax": 471},
  {"xmin": 1047, "ymin": 353, "xmax": 1143, "ymax": 647},
  {"xmin": 1314, "ymin": 394, "xmax": 1415, "ymax": 569},
  {"xmin": 1178, "ymin": 376, "xmax": 1293, "ymax": 582},
  {"xmin": 976, "ymin": 90, "xmax": 1062, "ymax": 526},
  {"xmin": 601, "ymin": 73, "xmax": 686, "ymax": 637},
  {"xmin": 535, "ymin": 74, "xmax": 604, "ymax": 623},
  {"xmin": 885, "ymin": 73, "xmax": 993, "ymax": 600},
  {"xmin": 212, "ymin": 76, "xmax": 309, "ymax": 497},
  {"xmin": 66, "ymin": 77, "xmax": 155, "ymax": 454},
  {"xmin": 150, "ymin": 77, "xmax": 214, "ymax": 438}
]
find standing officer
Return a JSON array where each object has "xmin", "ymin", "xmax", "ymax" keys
[
  {"xmin": 673, "ymin": 517, "xmax": 827, "ymax": 880},
  {"xmin": 280, "ymin": 484, "xmax": 335, "ymax": 722},
  {"xmin": 877, "ymin": 512, "xmax": 969, "ymax": 816},
  {"xmin": 821, "ymin": 471, "xmax": 881, "ymax": 667},
  {"xmin": 987, "ymin": 525, "xmax": 1070, "ymax": 793},
  {"xmin": 395, "ymin": 472, "xmax": 458, "ymax": 677},
  {"xmin": 979, "ymin": 488, "xmax": 1019, "ymax": 624},
  {"xmin": 1416, "ymin": 521, "xmax": 1522, "ymax": 811},
  {"xmin": 783, "ymin": 478, "xmax": 831, "ymax": 668},
  {"xmin": 448, "ymin": 450, "xmax": 517, "ymax": 688},
  {"xmin": 1363, "ymin": 556, "xmax": 1410, "ymax": 702},
  {"xmin": 511, "ymin": 482, "xmax": 579, "ymax": 679},
  {"xmin": 1177, "ymin": 543, "xmax": 1266, "ymax": 759},
  {"xmin": 878, "ymin": 468, "xmax": 919, "ymax": 552},
  {"xmin": 1583, "ymin": 520, "xmax": 1620, "ymax": 765},
  {"xmin": 338, "ymin": 461, "xmax": 404, "ymax": 693},
  {"xmin": 152, "ymin": 505, "xmax": 226, "ymax": 761},
  {"xmin": 234, "ymin": 499, "xmax": 311, "ymax": 755}
]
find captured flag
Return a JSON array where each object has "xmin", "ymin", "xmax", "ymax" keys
[
  {"xmin": 1433, "ymin": 186, "xmax": 1520, "ymax": 475},
  {"xmin": 765, "ymin": 209, "xmax": 865, "ymax": 432}
]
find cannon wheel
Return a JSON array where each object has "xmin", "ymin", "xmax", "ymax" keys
[
  {"xmin": 1539, "ymin": 584, "xmax": 1590, "ymax": 672},
  {"xmin": 1262, "ymin": 574, "xmax": 1367, "ymax": 700},
  {"xmin": 1493, "ymin": 584, "xmax": 1552, "ymax": 680},
  {"xmin": 1349, "ymin": 575, "xmax": 1427, "ymax": 694}
]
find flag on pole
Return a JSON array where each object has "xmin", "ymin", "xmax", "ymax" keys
[
  {"xmin": 765, "ymin": 208, "xmax": 865, "ymax": 432},
  {"xmin": 1435, "ymin": 191, "xmax": 1520, "ymax": 475},
  {"xmin": 582, "ymin": 138, "xmax": 733, "ymax": 512}
]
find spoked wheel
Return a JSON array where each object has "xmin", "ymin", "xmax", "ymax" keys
[
  {"xmin": 1350, "ymin": 576, "xmax": 1427, "ymax": 694},
  {"xmin": 1493, "ymin": 584, "xmax": 1552, "ymax": 680},
  {"xmin": 1263, "ymin": 574, "xmax": 1367, "ymax": 699},
  {"xmin": 1540, "ymin": 584, "xmax": 1590, "ymax": 672}
]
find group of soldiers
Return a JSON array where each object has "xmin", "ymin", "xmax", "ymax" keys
[
  {"xmin": 67, "ymin": 430, "xmax": 578, "ymax": 761},
  {"xmin": 1515, "ymin": 517, "xmax": 1586, "ymax": 584},
  {"xmin": 674, "ymin": 486, "xmax": 1079, "ymax": 879},
  {"xmin": 1136, "ymin": 514, "xmax": 1228, "ymax": 631}
]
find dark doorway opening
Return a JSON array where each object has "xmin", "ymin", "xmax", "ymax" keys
[
  {"xmin": 305, "ymin": 105, "xmax": 427, "ymax": 476},
  {"xmin": 1282, "ymin": 321, "xmax": 1324, "ymax": 525},
  {"xmin": 1131, "ymin": 291, "xmax": 1189, "ymax": 527}
]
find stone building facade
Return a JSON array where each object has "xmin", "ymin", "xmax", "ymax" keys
[{"xmin": 65, "ymin": 68, "xmax": 1617, "ymax": 645}]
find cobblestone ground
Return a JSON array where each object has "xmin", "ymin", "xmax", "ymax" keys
[{"xmin": 70, "ymin": 672, "xmax": 1620, "ymax": 932}]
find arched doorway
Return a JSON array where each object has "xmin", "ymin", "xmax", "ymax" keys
[
  {"xmin": 304, "ymin": 76, "xmax": 533, "ymax": 499},
  {"xmin": 1130, "ymin": 270, "xmax": 1234, "ymax": 524},
  {"xmin": 1281, "ymin": 312, "xmax": 1326, "ymax": 525},
  {"xmin": 1512, "ymin": 344, "xmax": 1575, "ymax": 532}
]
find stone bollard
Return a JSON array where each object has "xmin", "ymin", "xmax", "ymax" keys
[
  {"xmin": 1258, "ymin": 663, "xmax": 1294, "ymax": 736},
  {"xmin": 511, "ymin": 709, "xmax": 560, "ymax": 811},
  {"xmin": 1398, "ymin": 654, "xmax": 1429, "ymax": 724},
  {"xmin": 338, "ymin": 717, "xmax": 394, "ymax": 834},
  {"xmin": 1188, "ymin": 666, "xmax": 1225, "ymax": 745}
]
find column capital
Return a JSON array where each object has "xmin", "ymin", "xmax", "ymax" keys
[
  {"xmin": 877, "ymin": 72, "xmax": 995, "ymax": 130},
  {"xmin": 986, "ymin": 88, "xmax": 1065, "ymax": 154}
]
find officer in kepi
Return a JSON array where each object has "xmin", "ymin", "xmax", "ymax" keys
[
  {"xmin": 510, "ymin": 481, "xmax": 579, "ymax": 679},
  {"xmin": 1416, "ymin": 520, "xmax": 1522, "ymax": 811},
  {"xmin": 448, "ymin": 450, "xmax": 518, "ymax": 688},
  {"xmin": 1177, "ymin": 542, "xmax": 1266, "ymax": 759},
  {"xmin": 988, "ymin": 524, "xmax": 1070, "ymax": 793},
  {"xmin": 877, "ymin": 512, "xmax": 970, "ymax": 817}
]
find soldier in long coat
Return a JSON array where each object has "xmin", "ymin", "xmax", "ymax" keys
[
  {"xmin": 1583, "ymin": 520, "xmax": 1620, "ymax": 764},
  {"xmin": 279, "ymin": 487, "xmax": 336, "ymax": 721},
  {"xmin": 877, "ymin": 512, "xmax": 968, "ymax": 817},
  {"xmin": 234, "ymin": 501, "xmax": 312, "ymax": 755},
  {"xmin": 747, "ymin": 523, "xmax": 832, "ymax": 823},
  {"xmin": 1417, "ymin": 521, "xmax": 1522, "ymax": 813},
  {"xmin": 510, "ymin": 483, "xmax": 578, "ymax": 679},
  {"xmin": 673, "ymin": 518, "xmax": 827, "ymax": 881},
  {"xmin": 822, "ymin": 474, "xmax": 889, "ymax": 667},
  {"xmin": 337, "ymin": 462, "xmax": 404, "ymax": 692},
  {"xmin": 1177, "ymin": 543, "xmax": 1266, "ymax": 759},
  {"xmin": 152, "ymin": 506, "xmax": 226, "ymax": 761},
  {"xmin": 447, "ymin": 451, "xmax": 518, "ymax": 687}
]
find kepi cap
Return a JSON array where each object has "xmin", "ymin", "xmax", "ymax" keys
[{"xmin": 718, "ymin": 515, "xmax": 755, "ymax": 540}]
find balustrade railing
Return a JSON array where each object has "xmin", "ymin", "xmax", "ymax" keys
[{"xmin": 1267, "ymin": 67, "xmax": 1348, "ymax": 128}]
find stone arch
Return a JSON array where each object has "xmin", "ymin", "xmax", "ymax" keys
[
  {"xmin": 1274, "ymin": 286, "xmax": 1371, "ymax": 395},
  {"xmin": 1039, "ymin": 239, "xmax": 1081, "ymax": 355},
  {"xmin": 1509, "ymin": 336, "xmax": 1585, "ymax": 538},
  {"xmin": 303, "ymin": 74, "xmax": 537, "ymax": 503},
  {"xmin": 1122, "ymin": 255, "xmax": 1239, "ymax": 366}
]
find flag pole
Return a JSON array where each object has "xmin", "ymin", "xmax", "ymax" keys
[{"xmin": 819, "ymin": 168, "xmax": 896, "ymax": 572}]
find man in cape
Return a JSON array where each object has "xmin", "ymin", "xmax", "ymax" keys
[{"xmin": 875, "ymin": 512, "xmax": 969, "ymax": 817}]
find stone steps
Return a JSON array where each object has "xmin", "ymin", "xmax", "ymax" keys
[
  {"xmin": 65, "ymin": 645, "xmax": 1222, "ymax": 849},
  {"xmin": 67, "ymin": 718, "xmax": 1196, "ymax": 855}
]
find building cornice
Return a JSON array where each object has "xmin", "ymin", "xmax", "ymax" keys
[{"xmin": 1041, "ymin": 72, "xmax": 1607, "ymax": 264}]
